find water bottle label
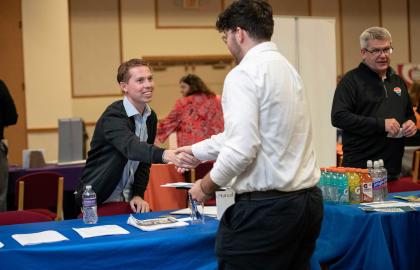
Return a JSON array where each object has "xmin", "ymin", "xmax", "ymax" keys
[
  {"xmin": 372, "ymin": 178, "xmax": 382, "ymax": 190},
  {"xmin": 83, "ymin": 198, "xmax": 96, "ymax": 207}
]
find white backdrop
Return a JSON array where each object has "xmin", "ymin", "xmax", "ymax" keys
[{"xmin": 272, "ymin": 16, "xmax": 337, "ymax": 167}]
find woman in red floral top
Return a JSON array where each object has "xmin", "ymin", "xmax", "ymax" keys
[{"xmin": 156, "ymin": 74, "xmax": 224, "ymax": 147}]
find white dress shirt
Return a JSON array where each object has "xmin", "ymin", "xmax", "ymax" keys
[
  {"xmin": 104, "ymin": 97, "xmax": 151, "ymax": 202},
  {"xmin": 192, "ymin": 42, "xmax": 320, "ymax": 193}
]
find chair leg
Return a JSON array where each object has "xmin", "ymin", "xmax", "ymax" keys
[
  {"xmin": 413, "ymin": 151, "xmax": 420, "ymax": 184},
  {"xmin": 191, "ymin": 168, "xmax": 196, "ymax": 183},
  {"xmin": 56, "ymin": 177, "xmax": 64, "ymax": 221},
  {"xmin": 18, "ymin": 181, "xmax": 24, "ymax": 211}
]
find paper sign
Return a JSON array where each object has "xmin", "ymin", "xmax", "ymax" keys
[{"xmin": 216, "ymin": 189, "xmax": 235, "ymax": 220}]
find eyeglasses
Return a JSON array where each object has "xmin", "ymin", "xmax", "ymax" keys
[
  {"xmin": 221, "ymin": 28, "xmax": 239, "ymax": 44},
  {"xmin": 364, "ymin": 47, "xmax": 393, "ymax": 56},
  {"xmin": 221, "ymin": 34, "xmax": 227, "ymax": 44}
]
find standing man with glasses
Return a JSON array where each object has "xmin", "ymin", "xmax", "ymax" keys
[
  {"xmin": 177, "ymin": 1, "xmax": 323, "ymax": 269},
  {"xmin": 332, "ymin": 26, "xmax": 416, "ymax": 180}
]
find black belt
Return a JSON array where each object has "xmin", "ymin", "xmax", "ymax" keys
[{"xmin": 235, "ymin": 187, "xmax": 315, "ymax": 201}]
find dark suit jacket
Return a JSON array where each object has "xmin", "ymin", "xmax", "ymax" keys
[
  {"xmin": 0, "ymin": 80, "xmax": 18, "ymax": 140},
  {"xmin": 75, "ymin": 100, "xmax": 165, "ymax": 206}
]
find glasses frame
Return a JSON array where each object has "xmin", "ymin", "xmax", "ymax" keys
[
  {"xmin": 221, "ymin": 28, "xmax": 241, "ymax": 44},
  {"xmin": 364, "ymin": 46, "xmax": 394, "ymax": 56},
  {"xmin": 221, "ymin": 34, "xmax": 227, "ymax": 44}
]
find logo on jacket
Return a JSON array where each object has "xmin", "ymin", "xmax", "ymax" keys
[{"xmin": 393, "ymin": 87, "xmax": 402, "ymax": 96}]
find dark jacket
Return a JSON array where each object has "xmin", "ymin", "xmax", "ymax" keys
[
  {"xmin": 0, "ymin": 80, "xmax": 18, "ymax": 140},
  {"xmin": 331, "ymin": 62, "xmax": 415, "ymax": 176},
  {"xmin": 75, "ymin": 100, "xmax": 165, "ymax": 206}
]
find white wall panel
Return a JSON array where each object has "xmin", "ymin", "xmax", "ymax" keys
[{"xmin": 273, "ymin": 16, "xmax": 336, "ymax": 167}]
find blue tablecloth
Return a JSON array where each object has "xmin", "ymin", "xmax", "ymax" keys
[
  {"xmin": 311, "ymin": 191, "xmax": 420, "ymax": 270},
  {"xmin": 1, "ymin": 192, "xmax": 419, "ymax": 270},
  {"xmin": 0, "ymin": 211, "xmax": 218, "ymax": 270}
]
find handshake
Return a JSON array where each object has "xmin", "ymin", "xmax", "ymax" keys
[{"xmin": 162, "ymin": 146, "xmax": 200, "ymax": 172}]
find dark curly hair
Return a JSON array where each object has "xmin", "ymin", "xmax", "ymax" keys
[
  {"xmin": 216, "ymin": 0, "xmax": 273, "ymax": 41},
  {"xmin": 180, "ymin": 74, "xmax": 215, "ymax": 97}
]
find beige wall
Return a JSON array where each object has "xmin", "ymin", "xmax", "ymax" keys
[{"xmin": 21, "ymin": 0, "xmax": 420, "ymax": 161}]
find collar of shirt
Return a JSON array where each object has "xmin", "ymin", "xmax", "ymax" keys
[
  {"xmin": 240, "ymin": 41, "xmax": 278, "ymax": 65},
  {"xmin": 359, "ymin": 61, "xmax": 395, "ymax": 81},
  {"xmin": 123, "ymin": 96, "xmax": 151, "ymax": 119}
]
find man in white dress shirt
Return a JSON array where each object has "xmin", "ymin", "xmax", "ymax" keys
[{"xmin": 178, "ymin": 1, "xmax": 324, "ymax": 269}]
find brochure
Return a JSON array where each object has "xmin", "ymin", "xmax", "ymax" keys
[
  {"xmin": 393, "ymin": 195, "xmax": 420, "ymax": 202},
  {"xmin": 127, "ymin": 215, "xmax": 189, "ymax": 231}
]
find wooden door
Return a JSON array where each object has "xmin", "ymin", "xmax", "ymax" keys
[{"xmin": 0, "ymin": 0, "xmax": 27, "ymax": 165}]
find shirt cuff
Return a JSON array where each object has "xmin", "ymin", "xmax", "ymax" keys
[{"xmin": 192, "ymin": 141, "xmax": 212, "ymax": 161}]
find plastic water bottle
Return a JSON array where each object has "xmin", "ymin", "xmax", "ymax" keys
[
  {"xmin": 347, "ymin": 168, "xmax": 361, "ymax": 204},
  {"xmin": 328, "ymin": 168, "xmax": 339, "ymax": 202},
  {"xmin": 82, "ymin": 185, "xmax": 98, "ymax": 224},
  {"xmin": 318, "ymin": 168, "xmax": 327, "ymax": 200},
  {"xmin": 336, "ymin": 167, "xmax": 349, "ymax": 204},
  {"xmin": 367, "ymin": 160, "xmax": 373, "ymax": 175},
  {"xmin": 378, "ymin": 159, "xmax": 388, "ymax": 199},
  {"xmin": 372, "ymin": 161, "xmax": 383, "ymax": 202},
  {"xmin": 360, "ymin": 168, "xmax": 373, "ymax": 203}
]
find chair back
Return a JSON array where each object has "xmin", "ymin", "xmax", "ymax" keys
[
  {"xmin": 16, "ymin": 172, "xmax": 64, "ymax": 220},
  {"xmin": 191, "ymin": 161, "xmax": 215, "ymax": 182},
  {"xmin": 0, "ymin": 210, "xmax": 53, "ymax": 226},
  {"xmin": 190, "ymin": 161, "xmax": 216, "ymax": 206},
  {"xmin": 77, "ymin": 202, "xmax": 132, "ymax": 218},
  {"xmin": 412, "ymin": 149, "xmax": 420, "ymax": 183}
]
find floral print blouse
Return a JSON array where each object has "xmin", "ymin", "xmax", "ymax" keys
[{"xmin": 156, "ymin": 93, "xmax": 224, "ymax": 147}]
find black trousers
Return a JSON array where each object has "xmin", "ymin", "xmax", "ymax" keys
[{"xmin": 215, "ymin": 187, "xmax": 323, "ymax": 270}]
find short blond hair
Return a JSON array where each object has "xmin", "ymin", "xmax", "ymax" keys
[{"xmin": 360, "ymin": 27, "xmax": 392, "ymax": 49}]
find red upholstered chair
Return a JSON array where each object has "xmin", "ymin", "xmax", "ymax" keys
[
  {"xmin": 97, "ymin": 202, "xmax": 133, "ymax": 216},
  {"xmin": 78, "ymin": 202, "xmax": 132, "ymax": 218},
  {"xmin": 191, "ymin": 161, "xmax": 216, "ymax": 206},
  {"xmin": 411, "ymin": 149, "xmax": 420, "ymax": 184},
  {"xmin": 0, "ymin": 210, "xmax": 53, "ymax": 226},
  {"xmin": 16, "ymin": 172, "xmax": 64, "ymax": 221}
]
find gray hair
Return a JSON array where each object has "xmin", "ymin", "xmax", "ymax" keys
[{"xmin": 359, "ymin": 27, "xmax": 392, "ymax": 48}]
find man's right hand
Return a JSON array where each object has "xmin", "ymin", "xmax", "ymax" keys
[
  {"xmin": 385, "ymin": 118, "xmax": 400, "ymax": 137},
  {"xmin": 163, "ymin": 149, "xmax": 200, "ymax": 170}
]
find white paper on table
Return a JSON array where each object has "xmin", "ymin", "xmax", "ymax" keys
[
  {"xmin": 73, "ymin": 225, "xmax": 130, "ymax": 238},
  {"xmin": 360, "ymin": 201, "xmax": 420, "ymax": 208},
  {"xmin": 12, "ymin": 230, "xmax": 69, "ymax": 246},
  {"xmin": 170, "ymin": 206, "xmax": 218, "ymax": 217},
  {"xmin": 160, "ymin": 182, "xmax": 194, "ymax": 189}
]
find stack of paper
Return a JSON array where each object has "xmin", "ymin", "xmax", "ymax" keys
[
  {"xmin": 12, "ymin": 230, "xmax": 69, "ymax": 246},
  {"xmin": 127, "ymin": 215, "xmax": 189, "ymax": 231},
  {"xmin": 359, "ymin": 200, "xmax": 420, "ymax": 212},
  {"xmin": 170, "ymin": 206, "xmax": 218, "ymax": 218},
  {"xmin": 73, "ymin": 225, "xmax": 130, "ymax": 238},
  {"xmin": 160, "ymin": 182, "xmax": 193, "ymax": 189}
]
